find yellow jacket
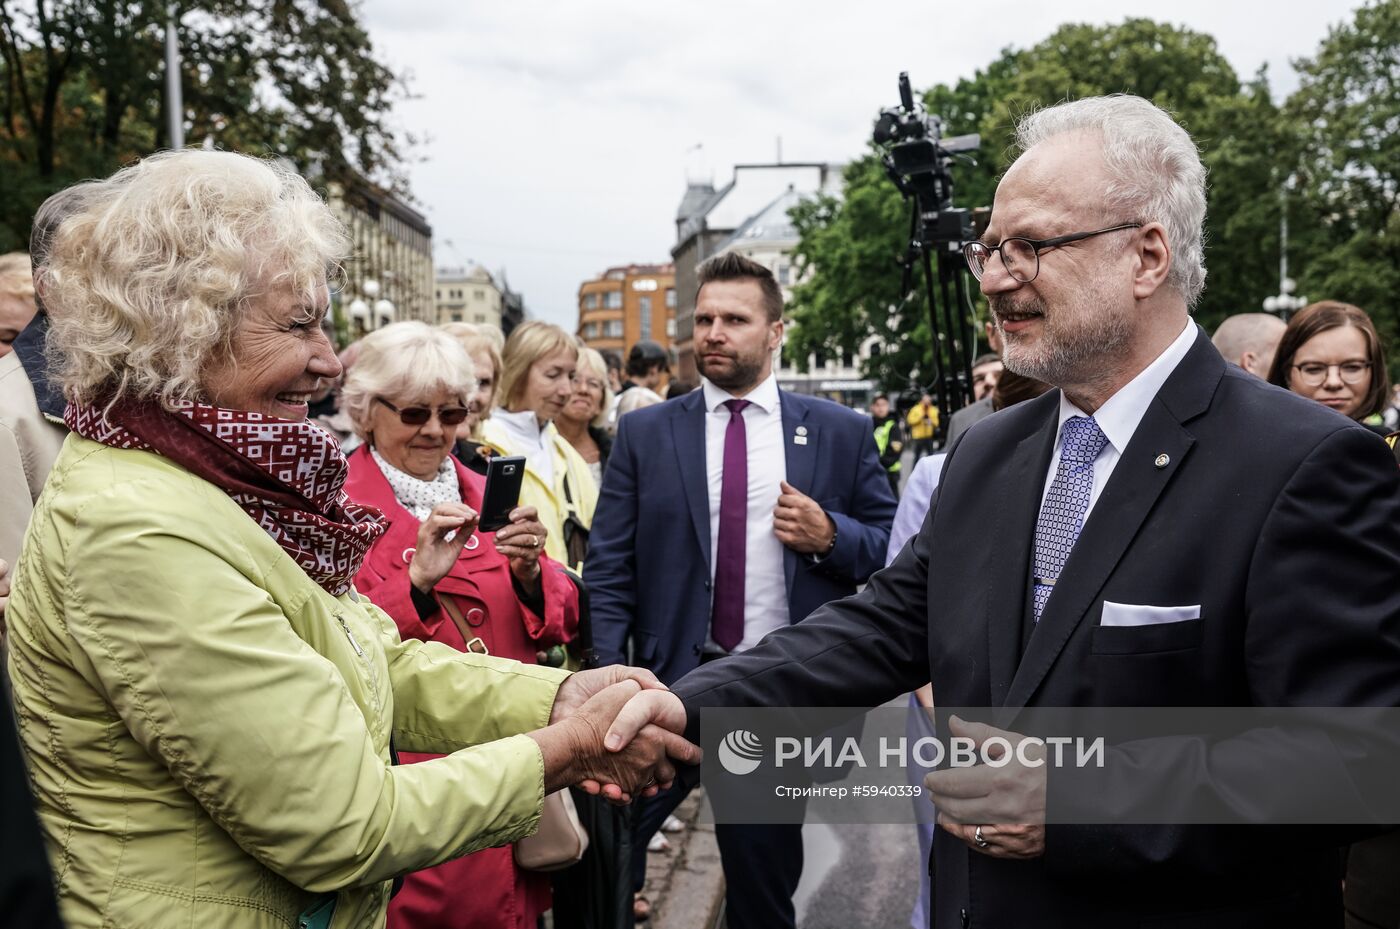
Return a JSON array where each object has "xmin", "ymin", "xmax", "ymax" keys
[
  {"xmin": 906, "ymin": 402, "xmax": 939, "ymax": 441},
  {"xmin": 481, "ymin": 417, "xmax": 598, "ymax": 571},
  {"xmin": 6, "ymin": 435, "xmax": 569, "ymax": 929}
]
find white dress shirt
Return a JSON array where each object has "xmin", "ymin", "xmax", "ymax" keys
[
  {"xmin": 1041, "ymin": 319, "xmax": 1196, "ymax": 516},
  {"xmin": 491, "ymin": 406, "xmax": 554, "ymax": 486},
  {"xmin": 702, "ymin": 373, "xmax": 791, "ymax": 653}
]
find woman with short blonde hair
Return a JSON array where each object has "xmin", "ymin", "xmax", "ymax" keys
[
  {"xmin": 496, "ymin": 321, "xmax": 578, "ymax": 411},
  {"xmin": 481, "ymin": 321, "xmax": 596, "ymax": 568},
  {"xmin": 554, "ymin": 346, "xmax": 613, "ymax": 487}
]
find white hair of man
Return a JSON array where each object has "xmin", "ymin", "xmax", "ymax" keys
[{"xmin": 1016, "ymin": 94, "xmax": 1207, "ymax": 307}]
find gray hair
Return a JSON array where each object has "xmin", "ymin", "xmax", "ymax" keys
[
  {"xmin": 1016, "ymin": 95, "xmax": 1207, "ymax": 307},
  {"xmin": 30, "ymin": 181, "xmax": 103, "ymax": 270},
  {"xmin": 341, "ymin": 321, "xmax": 477, "ymax": 441}
]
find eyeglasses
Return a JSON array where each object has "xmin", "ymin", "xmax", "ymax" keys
[
  {"xmin": 1290, "ymin": 361, "xmax": 1372, "ymax": 387},
  {"xmin": 376, "ymin": 397, "xmax": 470, "ymax": 427},
  {"xmin": 963, "ymin": 222, "xmax": 1143, "ymax": 283}
]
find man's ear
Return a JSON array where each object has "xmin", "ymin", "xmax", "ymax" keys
[
  {"xmin": 770, "ymin": 318, "xmax": 785, "ymax": 353},
  {"xmin": 1239, "ymin": 350, "xmax": 1258, "ymax": 374},
  {"xmin": 1132, "ymin": 222, "xmax": 1172, "ymax": 300}
]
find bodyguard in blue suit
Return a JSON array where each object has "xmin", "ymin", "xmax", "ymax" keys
[{"xmin": 585, "ymin": 252, "xmax": 896, "ymax": 928}]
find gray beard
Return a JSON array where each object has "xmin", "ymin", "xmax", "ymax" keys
[{"xmin": 996, "ymin": 295, "xmax": 1133, "ymax": 390}]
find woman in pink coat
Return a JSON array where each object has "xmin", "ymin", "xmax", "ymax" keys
[{"xmin": 341, "ymin": 321, "xmax": 579, "ymax": 929}]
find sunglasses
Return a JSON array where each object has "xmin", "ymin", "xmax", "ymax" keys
[{"xmin": 376, "ymin": 397, "xmax": 470, "ymax": 427}]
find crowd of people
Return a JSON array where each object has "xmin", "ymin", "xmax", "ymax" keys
[{"xmin": 2, "ymin": 91, "xmax": 1400, "ymax": 929}]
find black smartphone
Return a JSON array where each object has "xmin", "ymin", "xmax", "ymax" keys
[{"xmin": 478, "ymin": 455, "xmax": 526, "ymax": 532}]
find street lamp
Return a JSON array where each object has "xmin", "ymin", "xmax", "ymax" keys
[
  {"xmin": 1263, "ymin": 175, "xmax": 1308, "ymax": 320},
  {"xmin": 1264, "ymin": 278, "xmax": 1307, "ymax": 318}
]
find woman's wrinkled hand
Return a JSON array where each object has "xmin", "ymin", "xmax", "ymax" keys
[
  {"xmin": 530, "ymin": 681, "xmax": 701, "ymax": 804},
  {"xmin": 409, "ymin": 503, "xmax": 479, "ymax": 593},
  {"xmin": 493, "ymin": 506, "xmax": 547, "ymax": 590}
]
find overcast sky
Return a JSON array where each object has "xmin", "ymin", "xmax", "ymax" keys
[{"xmin": 358, "ymin": 0, "xmax": 1366, "ymax": 329}]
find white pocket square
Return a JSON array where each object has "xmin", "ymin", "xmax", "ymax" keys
[{"xmin": 1099, "ymin": 601, "xmax": 1201, "ymax": 628}]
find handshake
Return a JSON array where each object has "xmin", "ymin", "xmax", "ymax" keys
[{"xmin": 528, "ymin": 666, "xmax": 699, "ymax": 803}]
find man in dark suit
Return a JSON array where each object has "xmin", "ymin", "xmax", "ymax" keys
[
  {"xmin": 586, "ymin": 251, "xmax": 896, "ymax": 928},
  {"xmin": 603, "ymin": 95, "xmax": 1400, "ymax": 928}
]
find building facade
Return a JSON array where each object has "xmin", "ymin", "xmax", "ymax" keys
[
  {"xmin": 576, "ymin": 263, "xmax": 676, "ymax": 362},
  {"xmin": 712, "ymin": 186, "xmax": 878, "ymax": 406},
  {"xmin": 326, "ymin": 180, "xmax": 433, "ymax": 342},
  {"xmin": 435, "ymin": 266, "xmax": 504, "ymax": 329},
  {"xmin": 671, "ymin": 162, "xmax": 842, "ymax": 384}
]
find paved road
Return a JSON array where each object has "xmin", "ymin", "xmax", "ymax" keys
[{"xmin": 793, "ymin": 822, "xmax": 923, "ymax": 929}]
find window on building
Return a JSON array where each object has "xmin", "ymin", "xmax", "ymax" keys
[
  {"xmin": 584, "ymin": 293, "xmax": 598, "ymax": 310},
  {"xmin": 841, "ymin": 351, "xmax": 854, "ymax": 368},
  {"xmin": 451, "ymin": 312, "xmax": 462, "ymax": 322},
  {"xmin": 639, "ymin": 297, "xmax": 652, "ymax": 340},
  {"xmin": 604, "ymin": 320, "xmax": 623, "ymax": 338},
  {"xmin": 474, "ymin": 289, "xmax": 485, "ymax": 300},
  {"xmin": 777, "ymin": 262, "xmax": 791, "ymax": 286},
  {"xmin": 665, "ymin": 288, "xmax": 676, "ymax": 309},
  {"xmin": 604, "ymin": 291, "xmax": 622, "ymax": 309},
  {"xmin": 475, "ymin": 314, "xmax": 486, "ymax": 323},
  {"xmin": 666, "ymin": 318, "xmax": 676, "ymax": 338}
]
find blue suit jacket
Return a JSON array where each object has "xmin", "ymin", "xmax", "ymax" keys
[{"xmin": 585, "ymin": 387, "xmax": 897, "ymax": 684}]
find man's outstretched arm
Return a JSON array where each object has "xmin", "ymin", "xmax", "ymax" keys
[{"xmin": 608, "ymin": 488, "xmax": 939, "ymax": 750}]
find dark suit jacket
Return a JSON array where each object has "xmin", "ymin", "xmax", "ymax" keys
[
  {"xmin": 585, "ymin": 387, "xmax": 897, "ymax": 684},
  {"xmin": 673, "ymin": 329, "xmax": 1400, "ymax": 928}
]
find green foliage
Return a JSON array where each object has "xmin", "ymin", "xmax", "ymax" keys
[
  {"xmin": 786, "ymin": 14, "xmax": 1400, "ymax": 390},
  {"xmin": 0, "ymin": 0, "xmax": 408, "ymax": 251},
  {"xmin": 1288, "ymin": 0, "xmax": 1400, "ymax": 362}
]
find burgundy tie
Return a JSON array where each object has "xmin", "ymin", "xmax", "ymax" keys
[{"xmin": 711, "ymin": 398, "xmax": 751, "ymax": 651}]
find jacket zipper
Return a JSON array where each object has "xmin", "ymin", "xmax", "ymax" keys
[{"xmin": 337, "ymin": 615, "xmax": 365, "ymax": 657}]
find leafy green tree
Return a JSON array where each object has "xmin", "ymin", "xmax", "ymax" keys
[
  {"xmin": 0, "ymin": 0, "xmax": 408, "ymax": 251},
  {"xmin": 1286, "ymin": 0, "xmax": 1400, "ymax": 355},
  {"xmin": 786, "ymin": 19, "xmax": 1296, "ymax": 393}
]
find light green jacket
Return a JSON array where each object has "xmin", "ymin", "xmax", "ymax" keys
[{"xmin": 6, "ymin": 435, "xmax": 570, "ymax": 929}]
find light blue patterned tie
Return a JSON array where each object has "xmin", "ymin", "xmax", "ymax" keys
[{"xmin": 1032, "ymin": 416, "xmax": 1109, "ymax": 623}]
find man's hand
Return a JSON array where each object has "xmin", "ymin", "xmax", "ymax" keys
[
  {"xmin": 925, "ymin": 715, "xmax": 1046, "ymax": 860},
  {"xmin": 773, "ymin": 480, "xmax": 836, "ymax": 554},
  {"xmin": 583, "ymin": 688, "xmax": 695, "ymax": 803},
  {"xmin": 531, "ymin": 680, "xmax": 700, "ymax": 804}
]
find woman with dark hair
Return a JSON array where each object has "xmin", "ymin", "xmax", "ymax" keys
[{"xmin": 1267, "ymin": 300, "xmax": 1390, "ymax": 433}]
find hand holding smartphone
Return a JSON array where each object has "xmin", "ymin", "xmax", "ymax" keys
[{"xmin": 479, "ymin": 455, "xmax": 526, "ymax": 532}]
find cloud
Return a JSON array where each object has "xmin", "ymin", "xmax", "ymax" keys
[{"xmin": 359, "ymin": 0, "xmax": 1367, "ymax": 327}]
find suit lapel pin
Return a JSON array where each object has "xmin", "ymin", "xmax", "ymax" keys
[
  {"xmin": 795, "ymin": 425, "xmax": 809, "ymax": 445},
  {"xmin": 1154, "ymin": 453, "xmax": 1170, "ymax": 469}
]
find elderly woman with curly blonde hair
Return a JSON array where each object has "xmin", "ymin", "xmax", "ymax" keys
[{"xmin": 4, "ymin": 150, "xmax": 695, "ymax": 929}]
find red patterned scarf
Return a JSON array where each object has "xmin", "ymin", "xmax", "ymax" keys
[{"xmin": 66, "ymin": 398, "xmax": 386, "ymax": 597}]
